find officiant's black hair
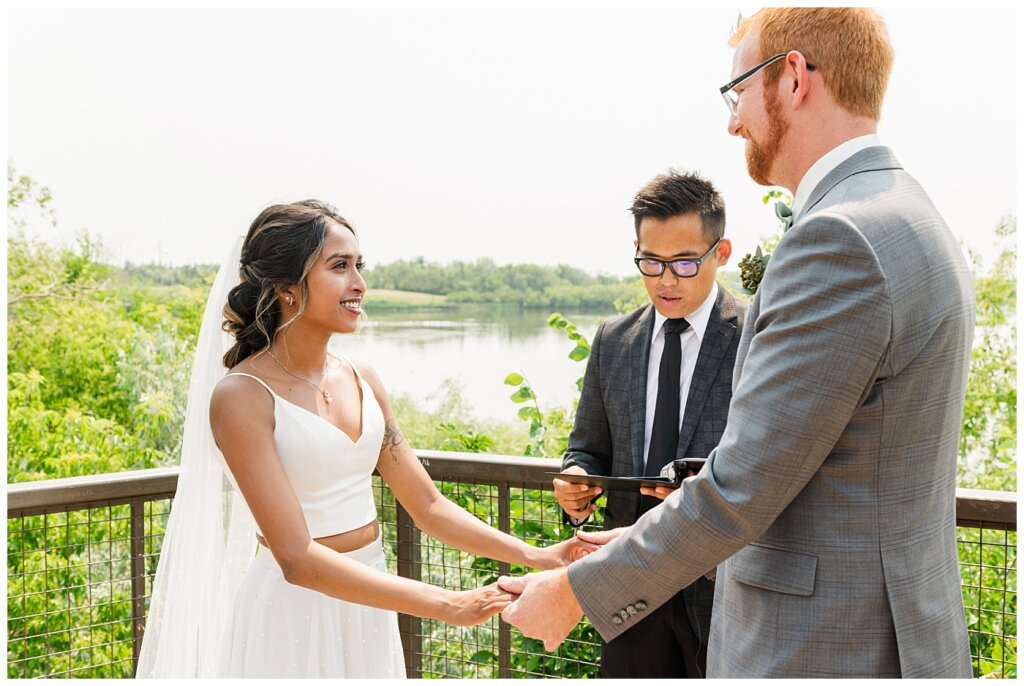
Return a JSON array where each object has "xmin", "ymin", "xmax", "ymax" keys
[
  {"xmin": 629, "ymin": 170, "xmax": 726, "ymax": 244},
  {"xmin": 223, "ymin": 199, "xmax": 356, "ymax": 367}
]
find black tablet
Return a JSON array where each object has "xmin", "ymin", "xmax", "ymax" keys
[
  {"xmin": 546, "ymin": 472, "xmax": 677, "ymax": 493},
  {"xmin": 546, "ymin": 458, "xmax": 707, "ymax": 493}
]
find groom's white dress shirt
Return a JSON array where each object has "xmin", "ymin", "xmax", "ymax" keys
[{"xmin": 792, "ymin": 133, "xmax": 882, "ymax": 218}]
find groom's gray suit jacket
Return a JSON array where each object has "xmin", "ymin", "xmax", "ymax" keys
[
  {"xmin": 567, "ymin": 147, "xmax": 975, "ymax": 678},
  {"xmin": 562, "ymin": 288, "xmax": 745, "ymax": 644}
]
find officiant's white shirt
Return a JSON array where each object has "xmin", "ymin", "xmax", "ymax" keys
[{"xmin": 643, "ymin": 281, "xmax": 719, "ymax": 470}]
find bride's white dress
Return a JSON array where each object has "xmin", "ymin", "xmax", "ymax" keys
[
  {"xmin": 137, "ymin": 238, "xmax": 405, "ymax": 678},
  {"xmin": 216, "ymin": 368, "xmax": 406, "ymax": 678}
]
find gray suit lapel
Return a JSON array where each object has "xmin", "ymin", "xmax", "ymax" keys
[
  {"xmin": 795, "ymin": 146, "xmax": 903, "ymax": 223},
  {"xmin": 676, "ymin": 288, "xmax": 738, "ymax": 457},
  {"xmin": 629, "ymin": 305, "xmax": 656, "ymax": 475}
]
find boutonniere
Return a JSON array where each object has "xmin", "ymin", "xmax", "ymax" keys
[
  {"xmin": 774, "ymin": 200, "xmax": 794, "ymax": 233},
  {"xmin": 738, "ymin": 245, "xmax": 770, "ymax": 294},
  {"xmin": 738, "ymin": 195, "xmax": 793, "ymax": 295}
]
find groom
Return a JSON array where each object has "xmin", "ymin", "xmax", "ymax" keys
[{"xmin": 500, "ymin": 7, "xmax": 975, "ymax": 678}]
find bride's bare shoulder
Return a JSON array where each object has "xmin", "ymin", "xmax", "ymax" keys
[{"xmin": 210, "ymin": 365, "xmax": 275, "ymax": 426}]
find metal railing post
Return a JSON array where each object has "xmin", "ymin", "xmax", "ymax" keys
[
  {"xmin": 129, "ymin": 497, "xmax": 147, "ymax": 676},
  {"xmin": 498, "ymin": 484, "xmax": 512, "ymax": 678},
  {"xmin": 396, "ymin": 503, "xmax": 423, "ymax": 677}
]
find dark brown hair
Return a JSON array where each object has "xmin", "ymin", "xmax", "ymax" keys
[
  {"xmin": 222, "ymin": 199, "xmax": 355, "ymax": 367},
  {"xmin": 629, "ymin": 169, "xmax": 726, "ymax": 243}
]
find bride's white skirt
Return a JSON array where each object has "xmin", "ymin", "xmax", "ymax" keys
[{"xmin": 219, "ymin": 535, "xmax": 407, "ymax": 678}]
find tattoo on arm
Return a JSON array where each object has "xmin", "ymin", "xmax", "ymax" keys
[{"xmin": 381, "ymin": 418, "xmax": 406, "ymax": 463}]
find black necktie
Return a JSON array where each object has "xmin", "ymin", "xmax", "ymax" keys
[{"xmin": 641, "ymin": 318, "xmax": 690, "ymax": 512}]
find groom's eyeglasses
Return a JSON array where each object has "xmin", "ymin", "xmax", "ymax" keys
[
  {"xmin": 634, "ymin": 238, "xmax": 721, "ymax": 278},
  {"xmin": 720, "ymin": 52, "xmax": 815, "ymax": 116}
]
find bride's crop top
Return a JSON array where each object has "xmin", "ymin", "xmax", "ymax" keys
[{"xmin": 223, "ymin": 362, "xmax": 384, "ymax": 539}]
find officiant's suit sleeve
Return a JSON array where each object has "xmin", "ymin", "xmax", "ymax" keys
[
  {"xmin": 567, "ymin": 212, "xmax": 892, "ymax": 640},
  {"xmin": 559, "ymin": 322, "xmax": 613, "ymax": 525}
]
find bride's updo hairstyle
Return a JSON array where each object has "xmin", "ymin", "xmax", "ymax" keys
[{"xmin": 223, "ymin": 199, "xmax": 356, "ymax": 367}]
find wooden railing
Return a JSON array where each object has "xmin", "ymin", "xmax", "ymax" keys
[{"xmin": 7, "ymin": 451, "xmax": 1018, "ymax": 678}]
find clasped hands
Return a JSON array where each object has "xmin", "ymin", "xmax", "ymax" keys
[{"xmin": 499, "ymin": 527, "xmax": 625, "ymax": 651}]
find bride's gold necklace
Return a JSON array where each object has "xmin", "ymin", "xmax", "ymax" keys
[{"xmin": 266, "ymin": 349, "xmax": 335, "ymax": 405}]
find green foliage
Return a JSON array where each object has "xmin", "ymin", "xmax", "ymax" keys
[
  {"xmin": 438, "ymin": 422, "xmax": 496, "ymax": 453},
  {"xmin": 503, "ymin": 371, "xmax": 547, "ymax": 456},
  {"xmin": 7, "ymin": 163, "xmax": 56, "ymax": 229},
  {"xmin": 612, "ymin": 277, "xmax": 648, "ymax": 314},
  {"xmin": 388, "ymin": 379, "xmax": 528, "ymax": 456},
  {"xmin": 7, "ymin": 168, "xmax": 205, "ymax": 481},
  {"xmin": 758, "ymin": 188, "xmax": 792, "ymax": 254},
  {"xmin": 8, "ymin": 231, "xmax": 110, "ymax": 310},
  {"xmin": 7, "ymin": 372, "xmax": 162, "ymax": 481},
  {"xmin": 119, "ymin": 262, "xmax": 218, "ymax": 288},
  {"xmin": 503, "ymin": 313, "xmax": 590, "ymax": 457},
  {"xmin": 960, "ymin": 216, "xmax": 1016, "ymax": 491}
]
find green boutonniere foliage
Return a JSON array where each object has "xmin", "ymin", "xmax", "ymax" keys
[{"xmin": 738, "ymin": 190, "xmax": 793, "ymax": 295}]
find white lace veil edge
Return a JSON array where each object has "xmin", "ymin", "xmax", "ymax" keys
[{"xmin": 136, "ymin": 235, "xmax": 257, "ymax": 678}]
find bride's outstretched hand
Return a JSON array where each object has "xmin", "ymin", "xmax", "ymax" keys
[
  {"xmin": 573, "ymin": 526, "xmax": 628, "ymax": 548},
  {"xmin": 443, "ymin": 582, "xmax": 517, "ymax": 626},
  {"xmin": 529, "ymin": 535, "xmax": 600, "ymax": 570}
]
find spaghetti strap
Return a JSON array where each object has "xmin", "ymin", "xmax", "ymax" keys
[
  {"xmin": 224, "ymin": 372, "xmax": 276, "ymax": 400},
  {"xmin": 334, "ymin": 355, "xmax": 365, "ymax": 383}
]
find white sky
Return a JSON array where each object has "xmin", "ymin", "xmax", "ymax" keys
[{"xmin": 7, "ymin": 6, "xmax": 1018, "ymax": 275}]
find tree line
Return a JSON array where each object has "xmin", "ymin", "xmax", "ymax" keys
[{"xmin": 362, "ymin": 256, "xmax": 637, "ymax": 309}]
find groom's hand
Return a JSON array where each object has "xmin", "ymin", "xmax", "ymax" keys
[
  {"xmin": 499, "ymin": 569, "xmax": 583, "ymax": 651},
  {"xmin": 553, "ymin": 466, "xmax": 602, "ymax": 520}
]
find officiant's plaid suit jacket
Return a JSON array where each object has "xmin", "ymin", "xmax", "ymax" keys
[{"xmin": 562, "ymin": 287, "xmax": 746, "ymax": 652}]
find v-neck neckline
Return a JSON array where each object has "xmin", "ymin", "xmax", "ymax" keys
[{"xmin": 270, "ymin": 376, "xmax": 368, "ymax": 446}]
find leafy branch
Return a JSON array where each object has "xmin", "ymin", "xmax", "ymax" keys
[{"xmin": 504, "ymin": 313, "xmax": 591, "ymax": 456}]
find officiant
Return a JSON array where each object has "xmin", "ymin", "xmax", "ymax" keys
[{"xmin": 551, "ymin": 170, "xmax": 746, "ymax": 678}]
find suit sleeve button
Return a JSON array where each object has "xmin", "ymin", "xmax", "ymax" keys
[
  {"xmin": 626, "ymin": 605, "xmax": 637, "ymax": 616},
  {"xmin": 612, "ymin": 615, "xmax": 623, "ymax": 625},
  {"xmin": 619, "ymin": 609, "xmax": 629, "ymax": 620},
  {"xmin": 636, "ymin": 601, "xmax": 647, "ymax": 611}
]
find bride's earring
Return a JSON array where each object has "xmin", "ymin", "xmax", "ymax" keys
[{"xmin": 286, "ymin": 295, "xmax": 294, "ymax": 306}]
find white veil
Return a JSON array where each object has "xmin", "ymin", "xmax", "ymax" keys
[{"xmin": 136, "ymin": 235, "xmax": 257, "ymax": 678}]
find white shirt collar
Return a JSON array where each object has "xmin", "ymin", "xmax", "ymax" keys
[
  {"xmin": 791, "ymin": 134, "xmax": 882, "ymax": 218},
  {"xmin": 652, "ymin": 281, "xmax": 718, "ymax": 345}
]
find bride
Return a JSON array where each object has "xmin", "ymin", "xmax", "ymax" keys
[{"xmin": 137, "ymin": 199, "xmax": 592, "ymax": 678}]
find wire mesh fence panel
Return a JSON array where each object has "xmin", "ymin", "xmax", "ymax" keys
[
  {"xmin": 505, "ymin": 485, "xmax": 602, "ymax": 678},
  {"xmin": 7, "ymin": 501, "xmax": 172, "ymax": 679},
  {"xmin": 958, "ymin": 524, "xmax": 1017, "ymax": 678}
]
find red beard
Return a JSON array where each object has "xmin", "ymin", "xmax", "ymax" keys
[{"xmin": 744, "ymin": 86, "xmax": 790, "ymax": 186}]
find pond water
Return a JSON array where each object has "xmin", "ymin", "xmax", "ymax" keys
[{"xmin": 329, "ymin": 305, "xmax": 613, "ymax": 421}]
